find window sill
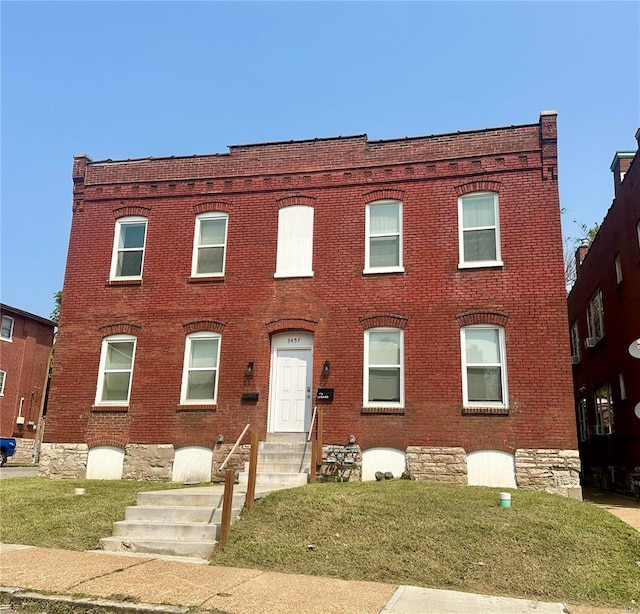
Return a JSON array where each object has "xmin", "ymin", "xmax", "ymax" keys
[
  {"xmin": 0, "ymin": 337, "xmax": 12, "ymax": 343},
  {"xmin": 176, "ymin": 404, "xmax": 217, "ymax": 412},
  {"xmin": 273, "ymin": 272, "xmax": 314, "ymax": 279},
  {"xmin": 106, "ymin": 279, "xmax": 142, "ymax": 287},
  {"xmin": 188, "ymin": 276, "xmax": 225, "ymax": 284},
  {"xmin": 457, "ymin": 261, "xmax": 504, "ymax": 270},
  {"xmin": 92, "ymin": 405, "xmax": 129, "ymax": 413},
  {"xmin": 462, "ymin": 406, "xmax": 509, "ymax": 416},
  {"xmin": 362, "ymin": 266, "xmax": 405, "ymax": 275},
  {"xmin": 361, "ymin": 406, "xmax": 405, "ymax": 415}
]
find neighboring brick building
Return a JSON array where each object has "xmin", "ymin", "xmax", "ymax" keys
[
  {"xmin": 567, "ymin": 130, "xmax": 640, "ymax": 494},
  {"xmin": 0, "ymin": 304, "xmax": 56, "ymax": 462},
  {"xmin": 43, "ymin": 112, "xmax": 580, "ymax": 495}
]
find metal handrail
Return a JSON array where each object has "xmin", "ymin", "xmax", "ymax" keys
[
  {"xmin": 307, "ymin": 406, "xmax": 318, "ymax": 442},
  {"xmin": 219, "ymin": 423, "xmax": 250, "ymax": 471}
]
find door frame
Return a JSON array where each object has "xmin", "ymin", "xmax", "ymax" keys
[{"xmin": 268, "ymin": 331, "xmax": 314, "ymax": 433}]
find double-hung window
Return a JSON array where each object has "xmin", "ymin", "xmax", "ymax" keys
[
  {"xmin": 1, "ymin": 315, "xmax": 14, "ymax": 341},
  {"xmin": 458, "ymin": 192, "xmax": 502, "ymax": 268},
  {"xmin": 110, "ymin": 216, "xmax": 147, "ymax": 280},
  {"xmin": 274, "ymin": 206, "xmax": 314, "ymax": 278},
  {"xmin": 364, "ymin": 328, "xmax": 404, "ymax": 407},
  {"xmin": 364, "ymin": 200, "xmax": 403, "ymax": 274},
  {"xmin": 570, "ymin": 321, "xmax": 581, "ymax": 363},
  {"xmin": 192, "ymin": 212, "xmax": 228, "ymax": 277},
  {"xmin": 0, "ymin": 370, "xmax": 5, "ymax": 395},
  {"xmin": 181, "ymin": 332, "xmax": 221, "ymax": 404},
  {"xmin": 461, "ymin": 325, "xmax": 508, "ymax": 407},
  {"xmin": 577, "ymin": 398, "xmax": 588, "ymax": 441},
  {"xmin": 586, "ymin": 289, "xmax": 604, "ymax": 343},
  {"xmin": 95, "ymin": 335, "xmax": 137, "ymax": 405},
  {"xmin": 614, "ymin": 254, "xmax": 623, "ymax": 284},
  {"xmin": 594, "ymin": 382, "xmax": 614, "ymax": 435}
]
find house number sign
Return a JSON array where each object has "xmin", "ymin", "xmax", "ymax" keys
[{"xmin": 287, "ymin": 337, "xmax": 301, "ymax": 344}]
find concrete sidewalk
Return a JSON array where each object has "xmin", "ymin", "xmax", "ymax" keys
[
  {"xmin": 0, "ymin": 544, "xmax": 568, "ymax": 614},
  {"xmin": 582, "ymin": 488, "xmax": 640, "ymax": 531}
]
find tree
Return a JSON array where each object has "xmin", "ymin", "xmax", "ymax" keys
[
  {"xmin": 565, "ymin": 221, "xmax": 601, "ymax": 289},
  {"xmin": 50, "ymin": 290, "xmax": 62, "ymax": 323}
]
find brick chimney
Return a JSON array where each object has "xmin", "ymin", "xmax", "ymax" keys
[
  {"xmin": 575, "ymin": 239, "xmax": 590, "ymax": 273},
  {"xmin": 610, "ymin": 151, "xmax": 634, "ymax": 198}
]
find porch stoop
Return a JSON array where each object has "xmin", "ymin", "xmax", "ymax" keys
[
  {"xmin": 99, "ymin": 486, "xmax": 245, "ymax": 559},
  {"xmin": 238, "ymin": 437, "xmax": 312, "ymax": 488}
]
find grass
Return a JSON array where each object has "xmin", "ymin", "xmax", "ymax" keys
[
  {"xmin": 209, "ymin": 481, "xmax": 640, "ymax": 609},
  {"xmin": 0, "ymin": 477, "xmax": 186, "ymax": 551},
  {"xmin": 1, "ymin": 477, "xmax": 639, "ymax": 609}
]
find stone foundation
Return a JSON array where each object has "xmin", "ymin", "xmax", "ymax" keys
[
  {"xmin": 8, "ymin": 438, "xmax": 39, "ymax": 464},
  {"xmin": 514, "ymin": 449, "xmax": 582, "ymax": 498},
  {"xmin": 318, "ymin": 444, "xmax": 361, "ymax": 482},
  {"xmin": 406, "ymin": 447, "xmax": 467, "ymax": 484},
  {"xmin": 212, "ymin": 444, "xmax": 250, "ymax": 482},
  {"xmin": 122, "ymin": 444, "xmax": 174, "ymax": 481},
  {"xmin": 39, "ymin": 443, "xmax": 88, "ymax": 479}
]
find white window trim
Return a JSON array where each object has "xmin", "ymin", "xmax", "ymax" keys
[
  {"xmin": 363, "ymin": 327, "xmax": 404, "ymax": 408},
  {"xmin": 1, "ymin": 315, "xmax": 14, "ymax": 342},
  {"xmin": 586, "ymin": 289, "xmax": 605, "ymax": 342},
  {"xmin": 274, "ymin": 205, "xmax": 315, "ymax": 279},
  {"xmin": 191, "ymin": 212, "xmax": 228, "ymax": 278},
  {"xmin": 457, "ymin": 192, "xmax": 503, "ymax": 269},
  {"xmin": 570, "ymin": 321, "xmax": 581, "ymax": 363},
  {"xmin": 95, "ymin": 334, "xmax": 137, "ymax": 406},
  {"xmin": 460, "ymin": 325, "xmax": 509, "ymax": 408},
  {"xmin": 594, "ymin": 382, "xmax": 614, "ymax": 435},
  {"xmin": 0, "ymin": 370, "xmax": 6, "ymax": 396},
  {"xmin": 614, "ymin": 254, "xmax": 623, "ymax": 284},
  {"xmin": 577, "ymin": 398, "xmax": 588, "ymax": 442},
  {"xmin": 363, "ymin": 200, "xmax": 405, "ymax": 275},
  {"xmin": 109, "ymin": 216, "xmax": 148, "ymax": 281},
  {"xmin": 180, "ymin": 331, "xmax": 221, "ymax": 405}
]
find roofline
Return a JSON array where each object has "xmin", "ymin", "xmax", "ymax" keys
[
  {"xmin": 1, "ymin": 303, "xmax": 57, "ymax": 328},
  {"xmin": 83, "ymin": 117, "xmax": 548, "ymax": 167}
]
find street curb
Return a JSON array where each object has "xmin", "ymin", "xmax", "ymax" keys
[{"xmin": 0, "ymin": 587, "xmax": 188, "ymax": 614}]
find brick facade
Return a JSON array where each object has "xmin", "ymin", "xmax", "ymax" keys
[
  {"xmin": 44, "ymin": 112, "xmax": 579, "ymax": 493},
  {"xmin": 567, "ymin": 133, "xmax": 640, "ymax": 494},
  {"xmin": 0, "ymin": 304, "xmax": 56, "ymax": 457}
]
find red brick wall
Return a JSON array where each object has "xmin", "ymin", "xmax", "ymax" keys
[
  {"xmin": 0, "ymin": 309, "xmax": 55, "ymax": 439},
  {"xmin": 46, "ymin": 114, "xmax": 577, "ymax": 454}
]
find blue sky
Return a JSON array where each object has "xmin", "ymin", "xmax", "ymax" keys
[{"xmin": 2, "ymin": 1, "xmax": 639, "ymax": 320}]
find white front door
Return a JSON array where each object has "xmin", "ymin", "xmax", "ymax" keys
[{"xmin": 269, "ymin": 333, "xmax": 313, "ymax": 433}]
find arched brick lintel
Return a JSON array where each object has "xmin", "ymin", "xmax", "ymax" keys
[
  {"xmin": 183, "ymin": 320, "xmax": 226, "ymax": 334},
  {"xmin": 193, "ymin": 201, "xmax": 231, "ymax": 214},
  {"xmin": 172, "ymin": 437, "xmax": 214, "ymax": 450},
  {"xmin": 360, "ymin": 314, "xmax": 408, "ymax": 330},
  {"xmin": 86, "ymin": 436, "xmax": 128, "ymax": 450},
  {"xmin": 454, "ymin": 180, "xmax": 502, "ymax": 197},
  {"xmin": 265, "ymin": 318, "xmax": 318, "ymax": 335},
  {"xmin": 99, "ymin": 323, "xmax": 142, "ymax": 337},
  {"xmin": 113, "ymin": 205, "xmax": 151, "ymax": 218},
  {"xmin": 362, "ymin": 188, "xmax": 405, "ymax": 204},
  {"xmin": 455, "ymin": 311, "xmax": 509, "ymax": 328},
  {"xmin": 275, "ymin": 195, "xmax": 316, "ymax": 209},
  {"xmin": 464, "ymin": 441, "xmax": 517, "ymax": 455}
]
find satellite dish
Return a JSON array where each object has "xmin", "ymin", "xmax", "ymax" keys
[
  {"xmin": 629, "ymin": 339, "xmax": 640, "ymax": 359},
  {"xmin": 635, "ymin": 403, "xmax": 640, "ymax": 420}
]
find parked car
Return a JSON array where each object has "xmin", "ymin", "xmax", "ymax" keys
[{"xmin": 0, "ymin": 438, "xmax": 17, "ymax": 466}]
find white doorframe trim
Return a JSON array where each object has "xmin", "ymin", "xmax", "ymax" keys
[{"xmin": 268, "ymin": 331, "xmax": 314, "ymax": 433}]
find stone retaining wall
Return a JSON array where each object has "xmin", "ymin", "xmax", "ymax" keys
[
  {"xmin": 406, "ymin": 447, "xmax": 468, "ymax": 484},
  {"xmin": 515, "ymin": 449, "xmax": 581, "ymax": 498}
]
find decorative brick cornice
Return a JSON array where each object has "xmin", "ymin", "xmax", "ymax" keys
[
  {"xmin": 193, "ymin": 200, "xmax": 231, "ymax": 214},
  {"xmin": 113, "ymin": 205, "xmax": 151, "ymax": 218},
  {"xmin": 98, "ymin": 323, "xmax": 142, "ymax": 337},
  {"xmin": 183, "ymin": 320, "xmax": 226, "ymax": 334},
  {"xmin": 86, "ymin": 435, "xmax": 128, "ymax": 449},
  {"xmin": 362, "ymin": 188, "xmax": 405, "ymax": 204},
  {"xmin": 454, "ymin": 180, "xmax": 501, "ymax": 197},
  {"xmin": 275, "ymin": 195, "xmax": 317, "ymax": 209},
  {"xmin": 359, "ymin": 314, "xmax": 408, "ymax": 330},
  {"xmin": 455, "ymin": 311, "xmax": 509, "ymax": 328},
  {"xmin": 265, "ymin": 318, "xmax": 318, "ymax": 334}
]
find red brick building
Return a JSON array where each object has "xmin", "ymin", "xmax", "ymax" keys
[
  {"xmin": 43, "ymin": 112, "xmax": 580, "ymax": 495},
  {"xmin": 0, "ymin": 304, "xmax": 56, "ymax": 462},
  {"xmin": 567, "ymin": 131, "xmax": 640, "ymax": 494}
]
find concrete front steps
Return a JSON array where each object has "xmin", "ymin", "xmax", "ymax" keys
[
  {"xmin": 99, "ymin": 486, "xmax": 244, "ymax": 559},
  {"xmin": 238, "ymin": 437, "xmax": 312, "ymax": 488}
]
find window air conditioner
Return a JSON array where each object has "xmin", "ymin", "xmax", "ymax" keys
[
  {"xmin": 585, "ymin": 337, "xmax": 597, "ymax": 348},
  {"xmin": 571, "ymin": 355, "xmax": 580, "ymax": 365},
  {"xmin": 604, "ymin": 425, "xmax": 613, "ymax": 435}
]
